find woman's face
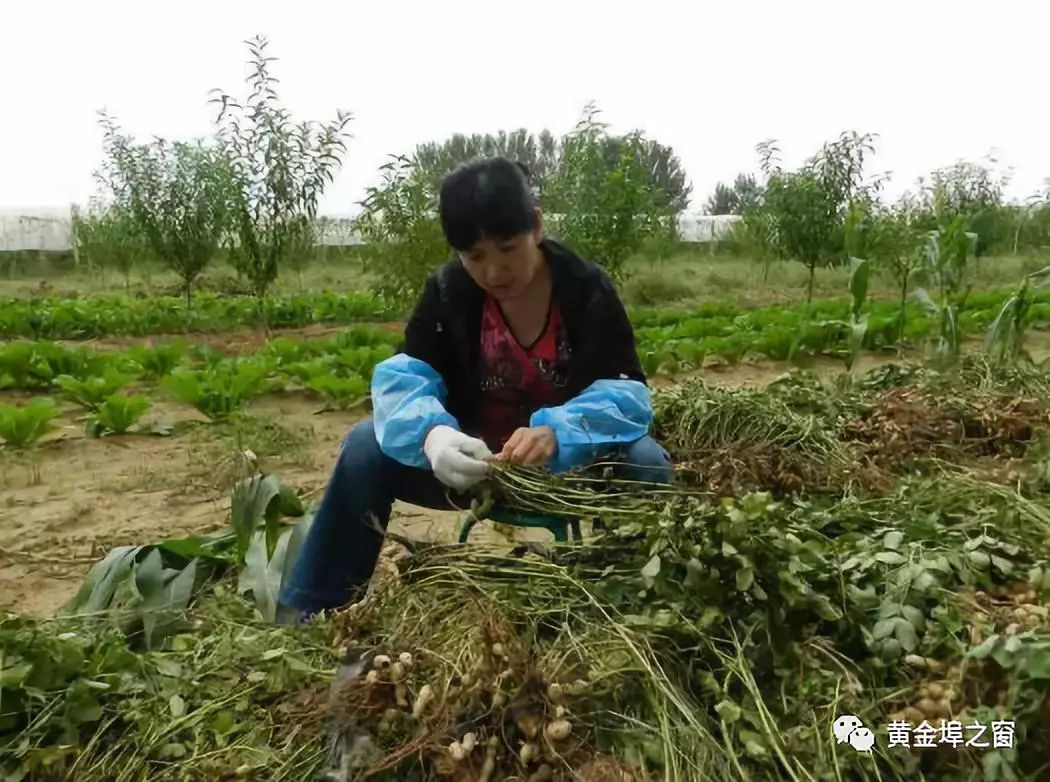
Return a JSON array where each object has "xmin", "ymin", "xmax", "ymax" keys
[{"xmin": 458, "ymin": 209, "xmax": 545, "ymax": 302}]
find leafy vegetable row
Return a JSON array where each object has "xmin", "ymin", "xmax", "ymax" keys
[
  {"xmin": 0, "ymin": 327, "xmax": 402, "ymax": 446},
  {"xmin": 6, "ymin": 284, "xmax": 1047, "ymax": 343},
  {"xmin": 634, "ymin": 292, "xmax": 1050, "ymax": 373},
  {"xmin": 0, "ymin": 290, "xmax": 400, "ymax": 339}
]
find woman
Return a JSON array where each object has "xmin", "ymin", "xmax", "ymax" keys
[{"xmin": 278, "ymin": 157, "xmax": 672, "ymax": 619}]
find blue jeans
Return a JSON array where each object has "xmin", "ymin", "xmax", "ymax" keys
[{"xmin": 279, "ymin": 418, "xmax": 672, "ymax": 614}]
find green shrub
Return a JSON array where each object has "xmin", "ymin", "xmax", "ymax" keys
[{"xmin": 622, "ymin": 271, "xmax": 697, "ymax": 307}]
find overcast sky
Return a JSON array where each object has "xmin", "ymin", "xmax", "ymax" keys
[{"xmin": 3, "ymin": 0, "xmax": 1047, "ymax": 216}]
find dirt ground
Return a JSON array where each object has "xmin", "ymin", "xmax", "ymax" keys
[
  {"xmin": 4, "ymin": 332, "xmax": 1049, "ymax": 617},
  {"xmin": 0, "ymin": 393, "xmax": 474, "ymax": 616},
  {"xmin": 60, "ymin": 321, "xmax": 404, "ymax": 355}
]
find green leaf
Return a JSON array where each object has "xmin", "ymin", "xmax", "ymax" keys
[
  {"xmin": 895, "ymin": 618, "xmax": 919, "ymax": 652},
  {"xmin": 883, "ymin": 531, "xmax": 904, "ymax": 550},
  {"xmin": 813, "ymin": 595, "xmax": 842, "ymax": 621},
  {"xmin": 900, "ymin": 605, "xmax": 926, "ymax": 630},
  {"xmin": 0, "ymin": 398, "xmax": 61, "ymax": 448},
  {"xmin": 240, "ymin": 530, "xmax": 278, "ymax": 622},
  {"xmin": 230, "ymin": 474, "xmax": 288, "ymax": 561},
  {"xmin": 848, "ymin": 257, "xmax": 871, "ymax": 315},
  {"xmin": 880, "ymin": 638, "xmax": 902, "ymax": 661},
  {"xmin": 169, "ymin": 694, "xmax": 186, "ymax": 719},
  {"xmin": 641, "ymin": 555, "xmax": 661, "ymax": 580},
  {"xmin": 990, "ymin": 555, "xmax": 1013, "ymax": 573},
  {"xmin": 61, "ymin": 546, "xmax": 142, "ymax": 615},
  {"xmin": 735, "ymin": 566, "xmax": 754, "ymax": 592},
  {"xmin": 740, "ymin": 730, "xmax": 768, "ymax": 759},
  {"xmin": 715, "ymin": 699, "xmax": 742, "ymax": 724},
  {"xmin": 157, "ymin": 531, "xmax": 232, "ymax": 562},
  {"xmin": 969, "ymin": 635, "xmax": 1000, "ymax": 660},
  {"xmin": 212, "ymin": 710, "xmax": 237, "ymax": 735},
  {"xmin": 1023, "ymin": 646, "xmax": 1050, "ymax": 679},
  {"xmin": 277, "ymin": 513, "xmax": 315, "ymax": 598},
  {"xmin": 141, "ymin": 559, "xmax": 198, "ymax": 649},
  {"xmin": 969, "ymin": 551, "xmax": 992, "ymax": 568},
  {"xmin": 873, "ymin": 619, "xmax": 896, "ymax": 640},
  {"xmin": 911, "ymin": 287, "xmax": 940, "ymax": 317},
  {"xmin": 875, "ymin": 551, "xmax": 906, "ymax": 565},
  {"xmin": 155, "ymin": 659, "xmax": 183, "ymax": 678}
]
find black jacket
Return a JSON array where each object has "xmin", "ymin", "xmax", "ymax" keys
[{"xmin": 399, "ymin": 238, "xmax": 646, "ymax": 433}]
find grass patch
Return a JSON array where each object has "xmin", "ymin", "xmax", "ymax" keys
[
  {"xmin": 185, "ymin": 414, "xmax": 315, "ymax": 492},
  {"xmin": 621, "ymin": 269, "xmax": 699, "ymax": 307}
]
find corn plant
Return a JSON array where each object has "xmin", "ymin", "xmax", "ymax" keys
[
  {"xmin": 163, "ymin": 359, "xmax": 274, "ymax": 421},
  {"xmin": 984, "ymin": 265, "xmax": 1050, "ymax": 365},
  {"xmin": 911, "ymin": 216, "xmax": 972, "ymax": 365},
  {"xmin": 819, "ymin": 257, "xmax": 871, "ymax": 371},
  {"xmin": 0, "ymin": 398, "xmax": 60, "ymax": 448},
  {"xmin": 231, "ymin": 473, "xmax": 307, "ymax": 622},
  {"xmin": 55, "ymin": 368, "xmax": 136, "ymax": 411},
  {"xmin": 867, "ymin": 206, "xmax": 925, "ymax": 353},
  {"xmin": 86, "ymin": 394, "xmax": 152, "ymax": 437}
]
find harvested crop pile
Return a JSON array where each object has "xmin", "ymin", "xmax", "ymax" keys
[
  {"xmin": 5, "ymin": 359, "xmax": 1050, "ymax": 781},
  {"xmin": 845, "ymin": 385, "xmax": 1049, "ymax": 464},
  {"xmin": 651, "ymin": 378, "xmax": 858, "ymax": 494},
  {"xmin": 301, "ymin": 463, "xmax": 1050, "ymax": 781},
  {"xmin": 650, "ymin": 361, "xmax": 1050, "ymax": 496}
]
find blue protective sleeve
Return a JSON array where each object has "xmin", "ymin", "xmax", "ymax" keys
[
  {"xmin": 371, "ymin": 353, "xmax": 459, "ymax": 469},
  {"xmin": 530, "ymin": 379, "xmax": 653, "ymax": 474}
]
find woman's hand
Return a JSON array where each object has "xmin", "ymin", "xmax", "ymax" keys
[{"xmin": 496, "ymin": 425, "xmax": 558, "ymax": 466}]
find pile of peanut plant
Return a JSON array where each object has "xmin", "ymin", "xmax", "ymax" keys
[{"xmin": 4, "ymin": 359, "xmax": 1050, "ymax": 781}]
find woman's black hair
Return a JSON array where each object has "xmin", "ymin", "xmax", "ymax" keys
[{"xmin": 438, "ymin": 157, "xmax": 538, "ymax": 251}]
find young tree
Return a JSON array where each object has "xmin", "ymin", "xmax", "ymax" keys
[
  {"xmin": 98, "ymin": 114, "xmax": 230, "ymax": 308},
  {"xmin": 748, "ymin": 132, "xmax": 878, "ymax": 302},
  {"xmin": 211, "ymin": 36, "xmax": 352, "ymax": 304},
  {"xmin": 543, "ymin": 103, "xmax": 679, "ymax": 281},
  {"xmin": 867, "ymin": 205, "xmax": 925, "ymax": 352},
  {"xmin": 413, "ymin": 128, "xmax": 691, "ymax": 212},
  {"xmin": 597, "ymin": 136, "xmax": 692, "ymax": 212},
  {"xmin": 354, "ymin": 155, "xmax": 447, "ymax": 300},
  {"xmin": 706, "ymin": 174, "xmax": 762, "ymax": 215},
  {"xmin": 413, "ymin": 130, "xmax": 560, "ymax": 190},
  {"xmin": 74, "ymin": 201, "xmax": 150, "ymax": 290}
]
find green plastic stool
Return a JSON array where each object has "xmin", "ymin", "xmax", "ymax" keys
[{"xmin": 458, "ymin": 506, "xmax": 583, "ymax": 544}]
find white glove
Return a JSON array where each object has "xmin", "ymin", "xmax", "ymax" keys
[{"xmin": 423, "ymin": 425, "xmax": 493, "ymax": 491}]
